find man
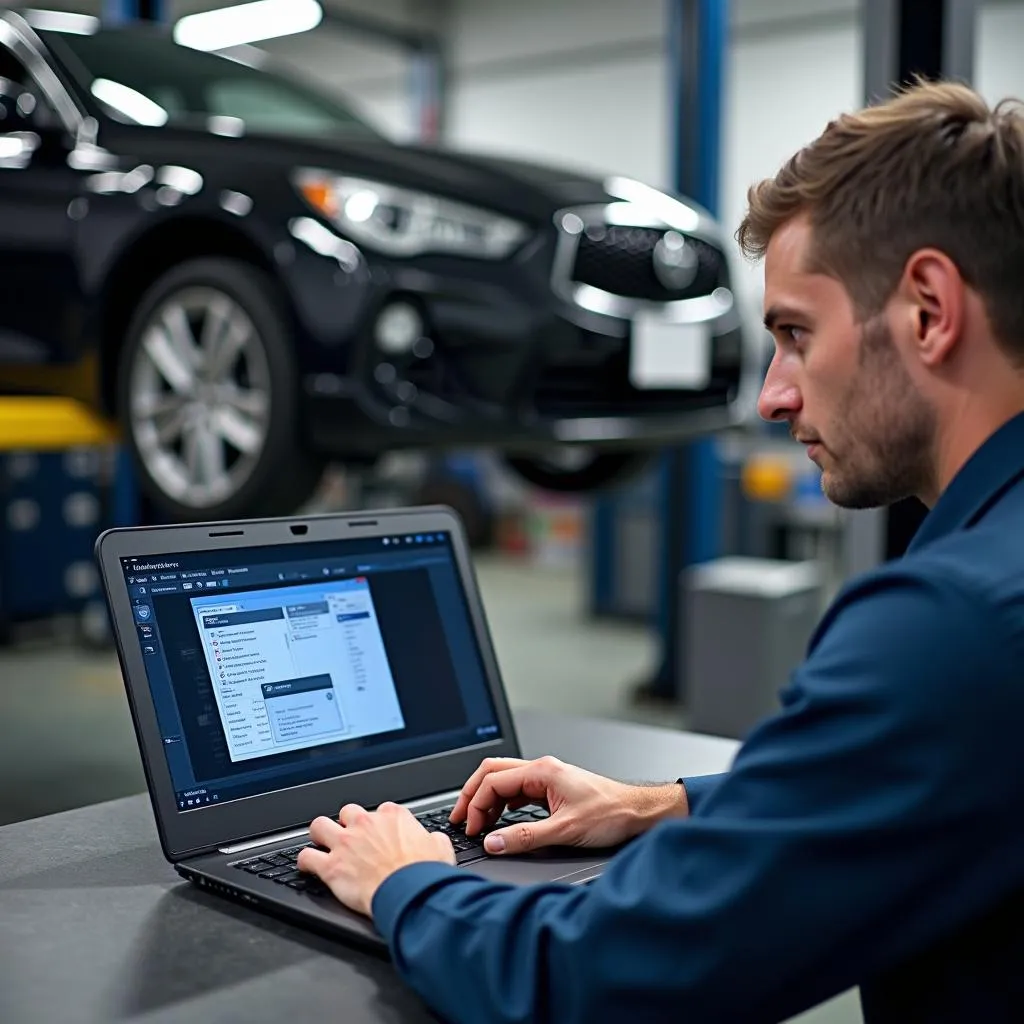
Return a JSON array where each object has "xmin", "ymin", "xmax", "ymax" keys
[{"xmin": 299, "ymin": 80, "xmax": 1024, "ymax": 1023}]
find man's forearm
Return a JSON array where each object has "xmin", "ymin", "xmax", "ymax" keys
[{"xmin": 627, "ymin": 782, "xmax": 689, "ymax": 831}]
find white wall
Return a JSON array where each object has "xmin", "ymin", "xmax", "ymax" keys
[
  {"xmin": 723, "ymin": 13, "xmax": 861, "ymax": 309},
  {"xmin": 447, "ymin": 0, "xmax": 667, "ymax": 186},
  {"xmin": 976, "ymin": 1, "xmax": 1024, "ymax": 106}
]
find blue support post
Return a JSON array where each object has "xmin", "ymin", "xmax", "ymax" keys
[
  {"xmin": 409, "ymin": 46, "xmax": 445, "ymax": 143},
  {"xmin": 103, "ymin": 0, "xmax": 164, "ymax": 24},
  {"xmin": 639, "ymin": 0, "xmax": 728, "ymax": 702}
]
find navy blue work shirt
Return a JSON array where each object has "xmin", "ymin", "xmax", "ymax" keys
[{"xmin": 372, "ymin": 411, "xmax": 1024, "ymax": 1024}]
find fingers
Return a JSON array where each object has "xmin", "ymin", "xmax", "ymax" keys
[
  {"xmin": 300, "ymin": 815, "xmax": 344, "ymax": 876},
  {"xmin": 339, "ymin": 803, "xmax": 371, "ymax": 827},
  {"xmin": 484, "ymin": 817, "xmax": 561, "ymax": 856},
  {"xmin": 449, "ymin": 757, "xmax": 528, "ymax": 824},
  {"xmin": 431, "ymin": 830, "xmax": 457, "ymax": 864},
  {"xmin": 466, "ymin": 765, "xmax": 549, "ymax": 835},
  {"xmin": 308, "ymin": 814, "xmax": 345, "ymax": 848},
  {"xmin": 297, "ymin": 845, "xmax": 330, "ymax": 875}
]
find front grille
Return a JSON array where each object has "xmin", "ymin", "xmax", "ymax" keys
[{"xmin": 572, "ymin": 226, "xmax": 724, "ymax": 302}]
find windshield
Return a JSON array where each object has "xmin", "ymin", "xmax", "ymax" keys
[{"xmin": 46, "ymin": 27, "xmax": 380, "ymax": 139}]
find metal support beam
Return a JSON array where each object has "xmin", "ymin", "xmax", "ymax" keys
[
  {"xmin": 637, "ymin": 0, "xmax": 728, "ymax": 703},
  {"xmin": 855, "ymin": 0, "xmax": 977, "ymax": 565}
]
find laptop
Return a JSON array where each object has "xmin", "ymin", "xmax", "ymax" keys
[{"xmin": 96, "ymin": 506, "xmax": 611, "ymax": 949}]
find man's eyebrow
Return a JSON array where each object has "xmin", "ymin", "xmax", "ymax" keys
[{"xmin": 763, "ymin": 306, "xmax": 805, "ymax": 331}]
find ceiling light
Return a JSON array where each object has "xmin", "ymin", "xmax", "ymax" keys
[
  {"xmin": 174, "ymin": 0, "xmax": 323, "ymax": 52},
  {"xmin": 22, "ymin": 10, "xmax": 99, "ymax": 35},
  {"xmin": 90, "ymin": 80, "xmax": 168, "ymax": 127}
]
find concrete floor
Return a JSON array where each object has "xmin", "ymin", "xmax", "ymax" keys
[{"xmin": 0, "ymin": 553, "xmax": 860, "ymax": 1024}]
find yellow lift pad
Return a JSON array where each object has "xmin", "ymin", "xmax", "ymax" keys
[{"xmin": 0, "ymin": 398, "xmax": 119, "ymax": 452}]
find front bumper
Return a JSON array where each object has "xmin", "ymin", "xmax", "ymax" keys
[
  {"xmin": 303, "ymin": 297, "xmax": 757, "ymax": 455},
  {"xmin": 287, "ymin": 206, "xmax": 761, "ymax": 456}
]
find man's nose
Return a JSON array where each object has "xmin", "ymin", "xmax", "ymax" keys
[{"xmin": 757, "ymin": 354, "xmax": 802, "ymax": 423}]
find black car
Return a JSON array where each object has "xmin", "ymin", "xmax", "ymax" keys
[{"xmin": 0, "ymin": 9, "xmax": 757, "ymax": 521}]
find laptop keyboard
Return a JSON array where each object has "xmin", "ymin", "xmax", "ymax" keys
[{"xmin": 229, "ymin": 803, "xmax": 550, "ymax": 895}]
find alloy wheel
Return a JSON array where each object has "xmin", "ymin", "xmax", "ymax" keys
[{"xmin": 128, "ymin": 287, "xmax": 272, "ymax": 509}]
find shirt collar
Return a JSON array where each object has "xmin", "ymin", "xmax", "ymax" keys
[{"xmin": 907, "ymin": 410, "xmax": 1024, "ymax": 553}]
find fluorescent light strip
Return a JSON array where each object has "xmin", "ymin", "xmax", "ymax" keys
[
  {"xmin": 174, "ymin": 0, "xmax": 323, "ymax": 52},
  {"xmin": 91, "ymin": 79, "xmax": 168, "ymax": 127},
  {"xmin": 22, "ymin": 9, "xmax": 100, "ymax": 35}
]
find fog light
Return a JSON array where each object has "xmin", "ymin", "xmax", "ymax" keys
[{"xmin": 375, "ymin": 301, "xmax": 422, "ymax": 355}]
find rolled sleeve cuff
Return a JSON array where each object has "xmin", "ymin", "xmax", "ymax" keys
[
  {"xmin": 372, "ymin": 861, "xmax": 466, "ymax": 945},
  {"xmin": 679, "ymin": 772, "xmax": 726, "ymax": 815}
]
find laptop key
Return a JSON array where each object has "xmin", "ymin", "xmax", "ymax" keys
[
  {"xmin": 456, "ymin": 848, "xmax": 485, "ymax": 864},
  {"xmin": 273, "ymin": 870, "xmax": 304, "ymax": 884},
  {"xmin": 258, "ymin": 865, "xmax": 296, "ymax": 880}
]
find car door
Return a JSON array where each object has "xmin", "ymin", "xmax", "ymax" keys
[{"xmin": 0, "ymin": 26, "xmax": 89, "ymax": 378}]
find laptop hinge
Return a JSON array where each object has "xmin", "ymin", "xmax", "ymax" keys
[{"xmin": 219, "ymin": 827, "xmax": 309, "ymax": 856}]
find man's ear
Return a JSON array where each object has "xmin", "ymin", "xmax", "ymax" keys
[{"xmin": 899, "ymin": 248, "xmax": 965, "ymax": 367}]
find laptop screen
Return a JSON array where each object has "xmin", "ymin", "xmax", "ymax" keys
[{"xmin": 119, "ymin": 531, "xmax": 501, "ymax": 811}]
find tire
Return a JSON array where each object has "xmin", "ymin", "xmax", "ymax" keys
[
  {"xmin": 505, "ymin": 451, "xmax": 653, "ymax": 493},
  {"xmin": 118, "ymin": 258, "xmax": 324, "ymax": 522},
  {"xmin": 414, "ymin": 474, "xmax": 494, "ymax": 549}
]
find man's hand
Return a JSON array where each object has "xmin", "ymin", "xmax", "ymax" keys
[
  {"xmin": 297, "ymin": 802, "xmax": 455, "ymax": 917},
  {"xmin": 449, "ymin": 755, "xmax": 688, "ymax": 856}
]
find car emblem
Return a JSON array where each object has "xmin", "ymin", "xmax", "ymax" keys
[{"xmin": 653, "ymin": 230, "xmax": 699, "ymax": 290}]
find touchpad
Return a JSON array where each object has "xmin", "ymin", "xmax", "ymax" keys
[{"xmin": 469, "ymin": 850, "xmax": 609, "ymax": 887}]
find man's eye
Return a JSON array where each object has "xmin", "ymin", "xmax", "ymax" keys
[{"xmin": 781, "ymin": 325, "xmax": 806, "ymax": 345}]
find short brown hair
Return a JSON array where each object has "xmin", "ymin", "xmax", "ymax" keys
[{"xmin": 738, "ymin": 80, "xmax": 1024, "ymax": 362}]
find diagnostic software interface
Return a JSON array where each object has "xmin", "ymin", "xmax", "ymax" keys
[{"xmin": 120, "ymin": 532, "xmax": 500, "ymax": 810}]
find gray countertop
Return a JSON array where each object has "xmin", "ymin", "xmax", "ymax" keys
[{"xmin": 0, "ymin": 709, "xmax": 737, "ymax": 1024}]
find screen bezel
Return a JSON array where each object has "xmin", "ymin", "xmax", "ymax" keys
[{"xmin": 96, "ymin": 506, "xmax": 521, "ymax": 862}]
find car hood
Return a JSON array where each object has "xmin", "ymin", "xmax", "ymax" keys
[{"xmin": 103, "ymin": 123, "xmax": 617, "ymax": 223}]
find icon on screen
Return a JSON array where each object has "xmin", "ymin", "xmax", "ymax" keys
[
  {"xmin": 415, "ymin": 535, "xmax": 423, "ymax": 543},
  {"xmin": 405, "ymin": 537, "xmax": 413, "ymax": 543},
  {"xmin": 383, "ymin": 538, "xmax": 390, "ymax": 545}
]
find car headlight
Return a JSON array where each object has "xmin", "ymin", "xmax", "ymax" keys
[{"xmin": 294, "ymin": 170, "xmax": 528, "ymax": 259}]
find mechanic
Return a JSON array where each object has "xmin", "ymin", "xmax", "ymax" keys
[{"xmin": 297, "ymin": 79, "xmax": 1024, "ymax": 1023}]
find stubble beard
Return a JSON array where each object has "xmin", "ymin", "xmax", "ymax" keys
[{"xmin": 820, "ymin": 316, "xmax": 937, "ymax": 510}]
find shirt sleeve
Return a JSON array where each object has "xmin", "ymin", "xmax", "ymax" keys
[
  {"xmin": 679, "ymin": 772, "xmax": 725, "ymax": 813},
  {"xmin": 372, "ymin": 567, "xmax": 1024, "ymax": 1024}
]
